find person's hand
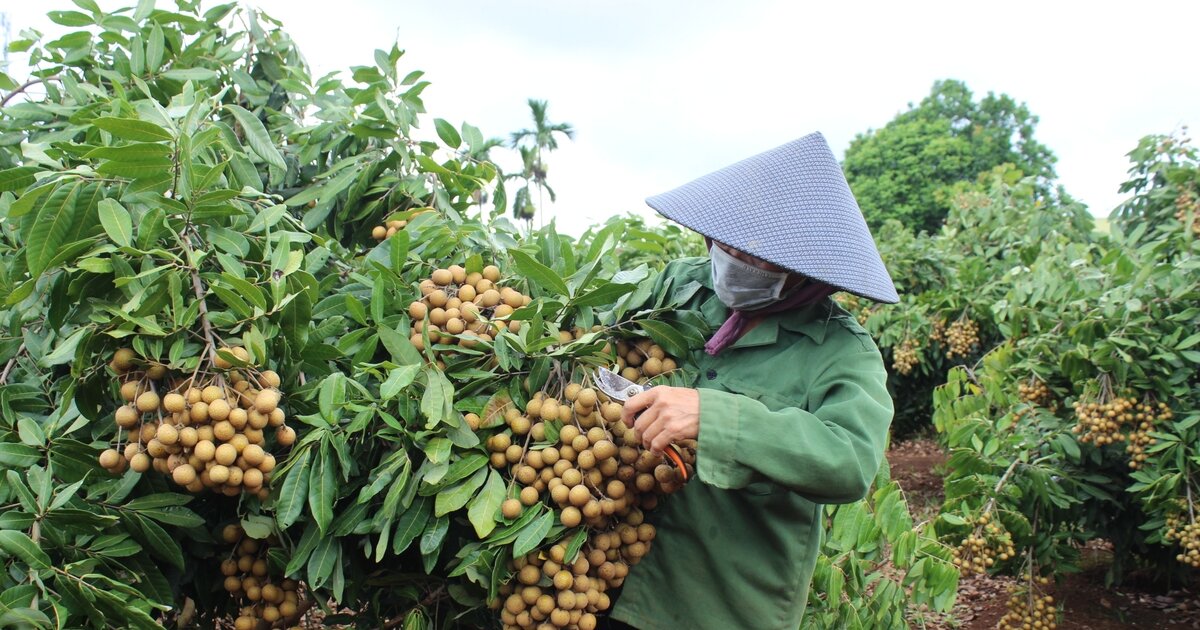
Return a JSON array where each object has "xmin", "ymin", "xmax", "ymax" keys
[{"xmin": 621, "ymin": 387, "xmax": 700, "ymax": 454}]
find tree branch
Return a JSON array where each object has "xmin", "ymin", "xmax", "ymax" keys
[
  {"xmin": 1, "ymin": 76, "xmax": 61, "ymax": 108},
  {"xmin": 0, "ymin": 342, "xmax": 28, "ymax": 385}
]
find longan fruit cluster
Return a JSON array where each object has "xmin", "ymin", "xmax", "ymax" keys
[
  {"xmin": 371, "ymin": 208, "xmax": 433, "ymax": 241},
  {"xmin": 943, "ymin": 317, "xmax": 980, "ymax": 360},
  {"xmin": 408, "ymin": 264, "xmax": 530, "ymax": 355},
  {"xmin": 891, "ymin": 339, "xmax": 919, "ymax": 376},
  {"xmin": 1017, "ymin": 378, "xmax": 1054, "ymax": 408},
  {"xmin": 218, "ymin": 524, "xmax": 307, "ymax": 629},
  {"xmin": 1071, "ymin": 395, "xmax": 1136, "ymax": 446},
  {"xmin": 1165, "ymin": 512, "xmax": 1200, "ymax": 568},
  {"xmin": 951, "ymin": 513, "xmax": 1016, "ymax": 576},
  {"xmin": 487, "ymin": 379, "xmax": 695, "ymax": 629},
  {"xmin": 99, "ymin": 347, "xmax": 296, "ymax": 498},
  {"xmin": 1176, "ymin": 189, "xmax": 1200, "ymax": 236},
  {"xmin": 611, "ymin": 339, "xmax": 677, "ymax": 384},
  {"xmin": 1124, "ymin": 401, "xmax": 1170, "ymax": 470},
  {"xmin": 929, "ymin": 318, "xmax": 946, "ymax": 345},
  {"xmin": 998, "ymin": 577, "xmax": 1057, "ymax": 630}
]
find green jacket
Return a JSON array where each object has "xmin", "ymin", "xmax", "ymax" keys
[{"xmin": 611, "ymin": 258, "xmax": 893, "ymax": 630}]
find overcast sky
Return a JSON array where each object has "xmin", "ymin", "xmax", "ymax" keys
[{"xmin": 6, "ymin": 1, "xmax": 1199, "ymax": 234}]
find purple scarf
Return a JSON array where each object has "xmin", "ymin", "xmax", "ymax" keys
[{"xmin": 704, "ymin": 280, "xmax": 837, "ymax": 356}]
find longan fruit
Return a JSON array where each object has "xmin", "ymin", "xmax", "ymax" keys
[
  {"xmin": 208, "ymin": 398, "xmax": 231, "ymax": 422},
  {"xmin": 194, "ymin": 440, "xmax": 216, "ymax": 462},
  {"xmin": 213, "ymin": 421, "xmax": 235, "ymax": 442},
  {"xmin": 519, "ymin": 485, "xmax": 540, "ymax": 506},
  {"xmin": 172, "ymin": 464, "xmax": 197, "ymax": 486},
  {"xmin": 276, "ymin": 426, "xmax": 296, "ymax": 447},
  {"xmin": 189, "ymin": 401, "xmax": 209, "ymax": 424},
  {"xmin": 502, "ymin": 498, "xmax": 522, "ymax": 519},
  {"xmin": 479, "ymin": 289, "xmax": 501, "ymax": 307},
  {"xmin": 457, "ymin": 284, "xmax": 477, "ymax": 302},
  {"xmin": 560, "ymin": 506, "xmax": 582, "ymax": 527},
  {"xmin": 111, "ymin": 348, "xmax": 136, "ymax": 372},
  {"xmin": 255, "ymin": 389, "xmax": 280, "ymax": 414},
  {"xmin": 242, "ymin": 467, "xmax": 264, "ymax": 489},
  {"xmin": 209, "ymin": 464, "xmax": 230, "ymax": 484},
  {"xmin": 135, "ymin": 391, "xmax": 160, "ymax": 413},
  {"xmin": 161, "ymin": 392, "xmax": 186, "ymax": 413},
  {"xmin": 98, "ymin": 448, "xmax": 121, "ymax": 469},
  {"xmin": 431, "ymin": 268, "xmax": 453, "ymax": 286},
  {"xmin": 428, "ymin": 289, "xmax": 448, "ymax": 308},
  {"xmin": 114, "ymin": 405, "xmax": 140, "ymax": 428},
  {"xmin": 215, "ymin": 443, "xmax": 238, "ymax": 466}
]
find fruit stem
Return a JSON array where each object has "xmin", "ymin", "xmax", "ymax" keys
[
  {"xmin": 180, "ymin": 237, "xmax": 221, "ymax": 367},
  {"xmin": 0, "ymin": 342, "xmax": 27, "ymax": 385}
]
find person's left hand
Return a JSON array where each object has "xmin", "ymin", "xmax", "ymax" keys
[{"xmin": 621, "ymin": 386, "xmax": 700, "ymax": 454}]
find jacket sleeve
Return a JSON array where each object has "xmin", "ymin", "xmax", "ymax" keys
[{"xmin": 694, "ymin": 348, "xmax": 893, "ymax": 504}]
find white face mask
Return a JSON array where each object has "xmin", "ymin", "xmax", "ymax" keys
[{"xmin": 709, "ymin": 244, "xmax": 790, "ymax": 310}]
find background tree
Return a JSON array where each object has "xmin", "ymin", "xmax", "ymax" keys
[
  {"xmin": 507, "ymin": 98, "xmax": 574, "ymax": 225},
  {"xmin": 843, "ymin": 79, "xmax": 1058, "ymax": 233}
]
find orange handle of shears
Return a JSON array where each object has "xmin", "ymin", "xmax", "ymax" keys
[{"xmin": 664, "ymin": 447, "xmax": 688, "ymax": 482}]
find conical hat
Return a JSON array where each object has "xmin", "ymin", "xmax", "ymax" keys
[{"xmin": 645, "ymin": 132, "xmax": 898, "ymax": 304}]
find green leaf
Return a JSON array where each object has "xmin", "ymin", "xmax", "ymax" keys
[
  {"xmin": 392, "ymin": 498, "xmax": 430, "ymax": 555},
  {"xmin": 420, "ymin": 368, "xmax": 454, "ymax": 427},
  {"xmin": 84, "ymin": 143, "xmax": 171, "ymax": 162},
  {"xmin": 306, "ymin": 535, "xmax": 338, "ymax": 589},
  {"xmin": 434, "ymin": 467, "xmax": 487, "ymax": 517},
  {"xmin": 97, "ymin": 198, "xmax": 133, "ymax": 247},
  {"xmin": 0, "ymin": 443, "xmax": 41, "ymax": 468},
  {"xmin": 0, "ymin": 530, "xmax": 51, "ymax": 570},
  {"xmin": 389, "ymin": 229, "xmax": 410, "ymax": 275},
  {"xmin": 39, "ymin": 327, "xmax": 90, "ymax": 367},
  {"xmin": 509, "ymin": 249, "xmax": 569, "ymax": 297},
  {"xmin": 275, "ymin": 448, "xmax": 311, "ymax": 528},
  {"xmin": 0, "ymin": 166, "xmax": 39, "ymax": 193},
  {"xmin": 47, "ymin": 10, "xmax": 93, "ymax": 26},
  {"xmin": 162, "ymin": 67, "xmax": 219, "ymax": 82},
  {"xmin": 225, "ymin": 105, "xmax": 286, "ymax": 170},
  {"xmin": 434, "ymin": 119, "xmax": 461, "ymax": 149},
  {"xmin": 26, "ymin": 181, "xmax": 80, "ymax": 276},
  {"xmin": 572, "ymin": 282, "xmax": 635, "ymax": 308},
  {"xmin": 92, "ymin": 117, "xmax": 172, "ymax": 142},
  {"xmin": 420, "ymin": 514, "xmax": 449, "ymax": 556},
  {"xmin": 467, "ymin": 470, "xmax": 505, "ymax": 538},
  {"xmin": 563, "ymin": 527, "xmax": 589, "ymax": 563},
  {"xmin": 247, "ymin": 203, "xmax": 288, "ymax": 233},
  {"xmin": 512, "ymin": 511, "xmax": 554, "ymax": 557},
  {"xmin": 309, "ymin": 444, "xmax": 337, "ymax": 534},
  {"xmin": 379, "ymin": 326, "xmax": 422, "ymax": 365},
  {"xmin": 128, "ymin": 514, "xmax": 185, "ymax": 570},
  {"xmin": 635, "ymin": 319, "xmax": 692, "ymax": 358},
  {"xmin": 380, "ymin": 364, "xmax": 420, "ymax": 399}
]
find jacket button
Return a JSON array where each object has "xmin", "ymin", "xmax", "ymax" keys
[{"xmin": 706, "ymin": 369, "xmax": 717, "ymax": 380}]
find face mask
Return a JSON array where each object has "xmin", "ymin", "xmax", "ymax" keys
[{"xmin": 709, "ymin": 244, "xmax": 790, "ymax": 310}]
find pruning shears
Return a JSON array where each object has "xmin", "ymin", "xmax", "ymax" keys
[{"xmin": 595, "ymin": 366, "xmax": 689, "ymax": 482}]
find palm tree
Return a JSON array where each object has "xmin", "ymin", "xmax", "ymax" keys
[{"xmin": 507, "ymin": 99, "xmax": 574, "ymax": 227}]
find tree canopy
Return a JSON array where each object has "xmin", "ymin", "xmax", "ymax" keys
[{"xmin": 843, "ymin": 79, "xmax": 1057, "ymax": 233}]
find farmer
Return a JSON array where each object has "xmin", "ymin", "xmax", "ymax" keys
[{"xmin": 604, "ymin": 132, "xmax": 898, "ymax": 630}]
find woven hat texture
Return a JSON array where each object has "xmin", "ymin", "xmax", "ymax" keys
[{"xmin": 645, "ymin": 132, "xmax": 899, "ymax": 304}]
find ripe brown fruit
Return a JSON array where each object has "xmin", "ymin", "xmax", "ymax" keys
[
  {"xmin": 135, "ymin": 391, "xmax": 160, "ymax": 413},
  {"xmin": 172, "ymin": 464, "xmax": 197, "ymax": 486},
  {"xmin": 255, "ymin": 389, "xmax": 280, "ymax": 413},
  {"xmin": 482, "ymin": 265, "xmax": 501, "ymax": 282},
  {"xmin": 502, "ymin": 498, "xmax": 523, "ymax": 519},
  {"xmin": 431, "ymin": 268, "xmax": 454, "ymax": 286},
  {"xmin": 111, "ymin": 348, "xmax": 136, "ymax": 372},
  {"xmin": 561, "ymin": 506, "xmax": 582, "ymax": 527},
  {"xmin": 98, "ymin": 448, "xmax": 121, "ymax": 469},
  {"xmin": 162, "ymin": 392, "xmax": 186, "ymax": 413},
  {"xmin": 215, "ymin": 443, "xmax": 238, "ymax": 466},
  {"xmin": 115, "ymin": 405, "xmax": 140, "ymax": 428},
  {"xmin": 276, "ymin": 426, "xmax": 296, "ymax": 447}
]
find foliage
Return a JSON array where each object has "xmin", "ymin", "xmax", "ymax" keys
[
  {"xmin": 0, "ymin": 2, "xmax": 948, "ymax": 628},
  {"xmin": 804, "ymin": 464, "xmax": 958, "ymax": 629},
  {"xmin": 927, "ymin": 133, "xmax": 1200, "ymax": 591},
  {"xmin": 843, "ymin": 79, "xmax": 1058, "ymax": 233}
]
